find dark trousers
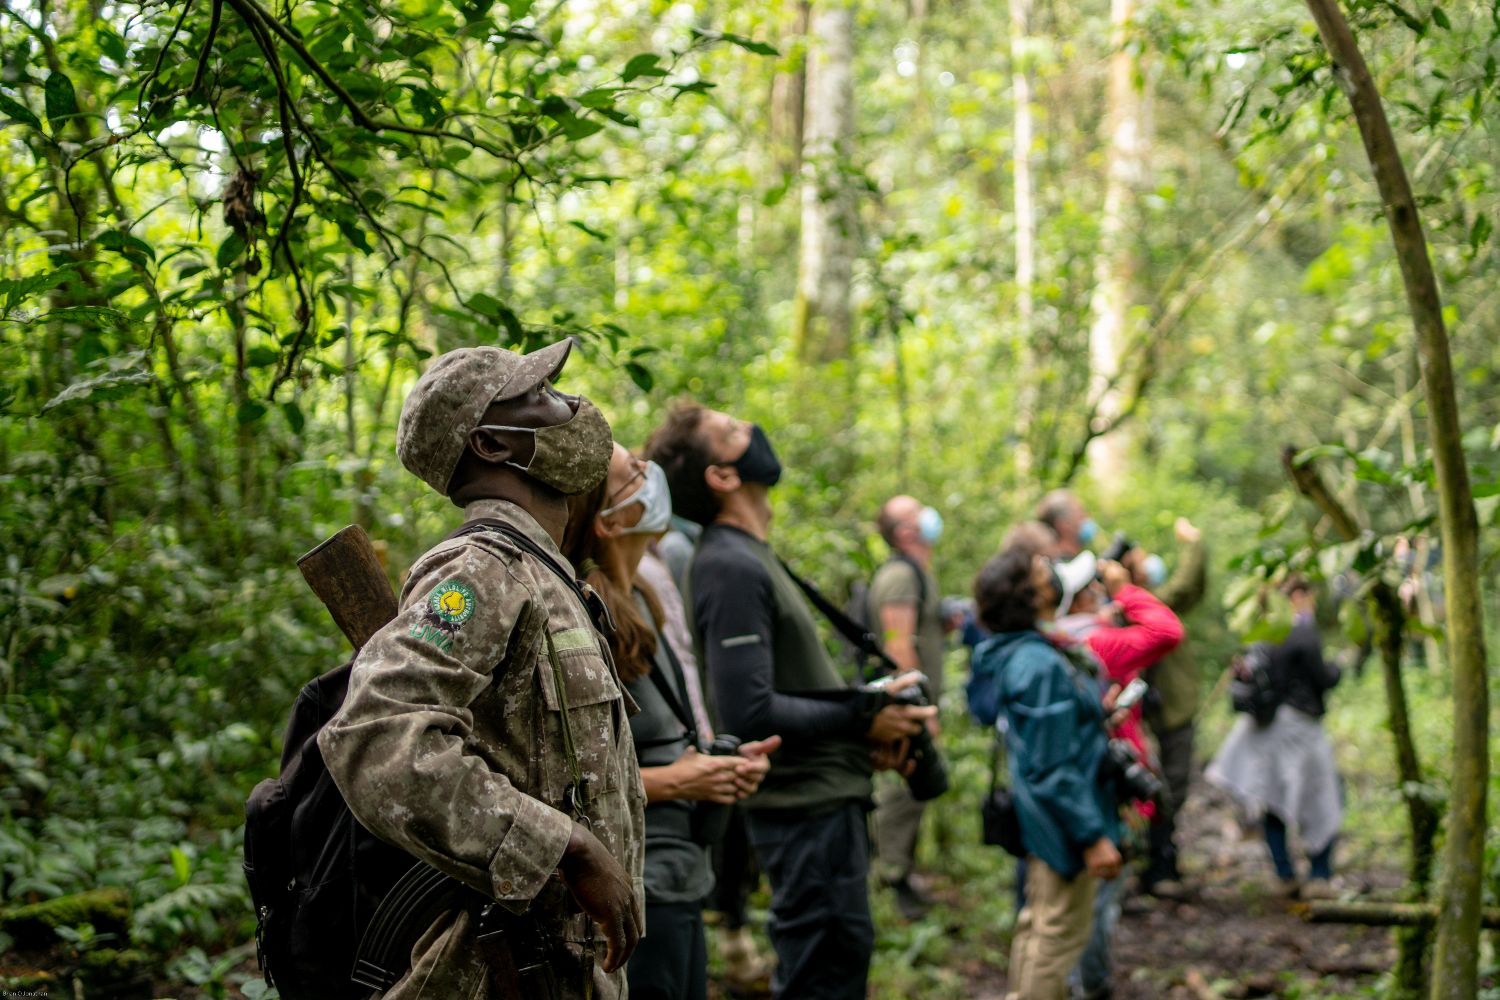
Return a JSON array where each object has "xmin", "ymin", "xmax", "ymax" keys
[
  {"xmin": 709, "ymin": 805, "xmax": 759, "ymax": 928},
  {"xmin": 745, "ymin": 801, "xmax": 874, "ymax": 1000},
  {"xmin": 626, "ymin": 900, "xmax": 708, "ymax": 1000},
  {"xmin": 1145, "ymin": 721, "xmax": 1194, "ymax": 884},
  {"xmin": 1264, "ymin": 812, "xmax": 1334, "ymax": 881}
]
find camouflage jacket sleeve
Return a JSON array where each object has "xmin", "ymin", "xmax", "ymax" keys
[
  {"xmin": 318, "ymin": 541, "xmax": 574, "ymax": 908},
  {"xmin": 1157, "ymin": 538, "xmax": 1208, "ymax": 617}
]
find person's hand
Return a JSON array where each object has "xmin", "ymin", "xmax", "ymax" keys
[
  {"xmin": 1101, "ymin": 683, "xmax": 1123, "ymax": 713},
  {"xmin": 1174, "ymin": 517, "xmax": 1201, "ymax": 545},
  {"xmin": 732, "ymin": 735, "xmax": 781, "ymax": 797},
  {"xmin": 663, "ymin": 747, "xmax": 744, "ymax": 804},
  {"xmin": 559, "ymin": 823, "xmax": 642, "ymax": 973},
  {"xmin": 870, "ymin": 738, "xmax": 914, "ymax": 775},
  {"xmin": 1097, "ymin": 559, "xmax": 1131, "ymax": 597},
  {"xmin": 867, "ymin": 702, "xmax": 938, "ymax": 742},
  {"xmin": 1083, "ymin": 837, "xmax": 1123, "ymax": 881}
]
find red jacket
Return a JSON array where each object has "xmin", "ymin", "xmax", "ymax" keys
[
  {"xmin": 1069, "ymin": 585, "xmax": 1184, "ymax": 818},
  {"xmin": 1086, "ymin": 584, "xmax": 1185, "ymax": 686}
]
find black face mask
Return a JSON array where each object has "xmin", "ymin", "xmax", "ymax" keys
[{"xmin": 733, "ymin": 424, "xmax": 782, "ymax": 486}]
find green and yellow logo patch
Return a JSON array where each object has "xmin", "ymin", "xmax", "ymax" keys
[{"xmin": 428, "ymin": 580, "xmax": 476, "ymax": 627}]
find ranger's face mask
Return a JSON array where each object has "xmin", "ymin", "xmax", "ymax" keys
[{"xmin": 478, "ymin": 397, "xmax": 613, "ymax": 496}]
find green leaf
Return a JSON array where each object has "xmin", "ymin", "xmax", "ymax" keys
[
  {"xmin": 44, "ymin": 72, "xmax": 78, "ymax": 129},
  {"xmin": 558, "ymin": 118, "xmax": 603, "ymax": 141},
  {"xmin": 96, "ymin": 230, "xmax": 156, "ymax": 263},
  {"xmin": 245, "ymin": 346, "xmax": 279, "ymax": 368},
  {"xmin": 690, "ymin": 28, "xmax": 778, "ymax": 56},
  {"xmin": 1431, "ymin": 6, "xmax": 1450, "ymax": 29},
  {"xmin": 623, "ymin": 361, "xmax": 653, "ymax": 392},
  {"xmin": 1382, "ymin": 2, "xmax": 1426, "ymax": 35},
  {"xmin": 334, "ymin": 217, "xmax": 373, "ymax": 254},
  {"xmin": 1470, "ymin": 213, "xmax": 1492, "ymax": 252},
  {"xmin": 505, "ymin": 0, "xmax": 534, "ymax": 16},
  {"xmin": 672, "ymin": 81, "xmax": 716, "ymax": 100},
  {"xmin": 237, "ymin": 400, "xmax": 268, "ymax": 425},
  {"xmin": 97, "ymin": 25, "xmax": 128, "ymax": 64},
  {"xmin": 42, "ymin": 367, "xmax": 155, "ymax": 412},
  {"xmin": 216, "ymin": 233, "xmax": 247, "ymax": 269},
  {"xmin": 281, "ymin": 401, "xmax": 305, "ymax": 434},
  {"xmin": 622, "ymin": 53, "xmax": 667, "ymax": 83},
  {"xmin": 569, "ymin": 219, "xmax": 608, "ymax": 240},
  {"xmin": 170, "ymin": 846, "xmax": 191, "ymax": 886},
  {"xmin": 0, "ymin": 265, "xmax": 79, "ymax": 313},
  {"xmin": 0, "ymin": 93, "xmax": 41, "ymax": 130}
]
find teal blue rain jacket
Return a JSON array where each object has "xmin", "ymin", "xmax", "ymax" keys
[{"xmin": 970, "ymin": 630, "xmax": 1119, "ymax": 879}]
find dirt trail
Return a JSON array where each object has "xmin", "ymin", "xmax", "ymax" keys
[{"xmin": 975, "ymin": 778, "xmax": 1399, "ymax": 999}]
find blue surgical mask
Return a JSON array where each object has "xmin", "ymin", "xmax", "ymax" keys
[
  {"xmin": 917, "ymin": 506, "xmax": 944, "ymax": 544},
  {"xmin": 1144, "ymin": 554, "xmax": 1168, "ymax": 588},
  {"xmin": 1078, "ymin": 518, "xmax": 1099, "ymax": 546},
  {"xmin": 600, "ymin": 460, "xmax": 673, "ymax": 535}
]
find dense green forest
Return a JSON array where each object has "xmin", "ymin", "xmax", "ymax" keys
[{"xmin": 2, "ymin": 0, "xmax": 1499, "ymax": 995}]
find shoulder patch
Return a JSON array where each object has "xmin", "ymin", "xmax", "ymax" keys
[
  {"xmin": 550, "ymin": 627, "xmax": 596, "ymax": 654},
  {"xmin": 428, "ymin": 579, "xmax": 477, "ymax": 627}
]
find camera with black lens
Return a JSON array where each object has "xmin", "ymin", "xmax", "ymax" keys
[
  {"xmin": 688, "ymin": 734, "xmax": 744, "ymax": 846},
  {"xmin": 861, "ymin": 672, "xmax": 950, "ymax": 802},
  {"xmin": 1105, "ymin": 738, "xmax": 1162, "ymax": 803},
  {"xmin": 1099, "ymin": 531, "xmax": 1135, "ymax": 565}
]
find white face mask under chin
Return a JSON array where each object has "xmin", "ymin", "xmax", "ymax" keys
[{"xmin": 600, "ymin": 460, "xmax": 673, "ymax": 535}]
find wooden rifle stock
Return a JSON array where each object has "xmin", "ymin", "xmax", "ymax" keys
[{"xmin": 299, "ymin": 525, "xmax": 399, "ymax": 650}]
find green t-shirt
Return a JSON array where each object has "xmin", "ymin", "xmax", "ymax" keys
[{"xmin": 869, "ymin": 557, "xmax": 945, "ymax": 700}]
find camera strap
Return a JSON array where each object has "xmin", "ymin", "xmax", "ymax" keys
[
  {"xmin": 988, "ymin": 723, "xmax": 1010, "ymax": 795},
  {"xmin": 641, "ymin": 638, "xmax": 697, "ymax": 750},
  {"xmin": 777, "ymin": 558, "xmax": 901, "ymax": 683}
]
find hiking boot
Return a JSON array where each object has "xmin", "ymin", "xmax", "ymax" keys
[
  {"xmin": 1299, "ymin": 877, "xmax": 1338, "ymax": 900},
  {"xmin": 1273, "ymin": 876, "xmax": 1302, "ymax": 900},
  {"xmin": 888, "ymin": 875, "xmax": 933, "ymax": 921},
  {"xmin": 717, "ymin": 925, "xmax": 772, "ymax": 984},
  {"xmin": 1141, "ymin": 876, "xmax": 1189, "ymax": 901}
]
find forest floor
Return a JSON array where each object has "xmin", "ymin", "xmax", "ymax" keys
[{"xmin": 713, "ymin": 775, "xmax": 1403, "ymax": 1000}]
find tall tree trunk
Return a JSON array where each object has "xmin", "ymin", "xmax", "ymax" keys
[
  {"xmin": 1301, "ymin": 5, "xmax": 1490, "ymax": 997},
  {"xmin": 1010, "ymin": 0, "xmax": 1038, "ymax": 475},
  {"xmin": 1084, "ymin": 0, "xmax": 1149, "ymax": 492},
  {"xmin": 793, "ymin": 2, "xmax": 857, "ymax": 364},
  {"xmin": 770, "ymin": 0, "xmax": 812, "ymax": 178},
  {"xmin": 1286, "ymin": 446, "xmax": 1439, "ymax": 995}
]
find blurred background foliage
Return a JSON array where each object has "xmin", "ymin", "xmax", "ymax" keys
[{"xmin": 2, "ymin": 0, "xmax": 1500, "ymax": 993}]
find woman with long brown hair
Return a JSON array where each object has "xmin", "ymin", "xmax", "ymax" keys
[{"xmin": 563, "ymin": 441, "xmax": 779, "ymax": 1000}]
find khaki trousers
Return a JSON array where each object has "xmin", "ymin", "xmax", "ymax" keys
[{"xmin": 1005, "ymin": 855, "xmax": 1096, "ymax": 1000}]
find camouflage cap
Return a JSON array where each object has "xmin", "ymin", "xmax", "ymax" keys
[{"xmin": 397, "ymin": 338, "xmax": 573, "ymax": 494}]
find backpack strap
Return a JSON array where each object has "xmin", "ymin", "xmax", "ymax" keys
[
  {"xmin": 451, "ymin": 518, "xmax": 617, "ymax": 636},
  {"xmin": 778, "ymin": 557, "xmax": 900, "ymax": 683},
  {"xmin": 542, "ymin": 628, "xmax": 590, "ymax": 819}
]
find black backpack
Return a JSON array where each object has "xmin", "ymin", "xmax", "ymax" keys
[
  {"xmin": 1229, "ymin": 642, "xmax": 1282, "ymax": 727},
  {"xmin": 244, "ymin": 519, "xmax": 608, "ymax": 998},
  {"xmin": 243, "ymin": 662, "xmax": 471, "ymax": 999},
  {"xmin": 842, "ymin": 553, "xmax": 928, "ymax": 676}
]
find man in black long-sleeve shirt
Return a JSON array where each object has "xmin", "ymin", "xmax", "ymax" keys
[{"xmin": 646, "ymin": 403, "xmax": 933, "ymax": 1000}]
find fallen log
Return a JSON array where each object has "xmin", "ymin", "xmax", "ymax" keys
[{"xmin": 1304, "ymin": 900, "xmax": 1500, "ymax": 928}]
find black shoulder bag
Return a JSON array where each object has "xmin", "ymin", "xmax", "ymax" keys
[{"xmin": 981, "ymin": 726, "xmax": 1026, "ymax": 857}]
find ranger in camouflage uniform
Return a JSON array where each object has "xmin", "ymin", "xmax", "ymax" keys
[{"xmin": 320, "ymin": 339, "xmax": 646, "ymax": 999}]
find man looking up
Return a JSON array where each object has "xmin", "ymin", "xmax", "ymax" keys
[
  {"xmin": 646, "ymin": 403, "xmax": 935, "ymax": 1000},
  {"xmin": 1125, "ymin": 518, "xmax": 1208, "ymax": 898},
  {"xmin": 1035, "ymin": 489, "xmax": 1098, "ymax": 559},
  {"xmin": 320, "ymin": 340, "xmax": 645, "ymax": 999},
  {"xmin": 870, "ymin": 494, "xmax": 948, "ymax": 919}
]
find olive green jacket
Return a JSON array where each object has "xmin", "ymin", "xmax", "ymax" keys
[
  {"xmin": 320, "ymin": 498, "xmax": 646, "ymax": 1000},
  {"xmin": 1147, "ymin": 538, "xmax": 1209, "ymax": 733}
]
